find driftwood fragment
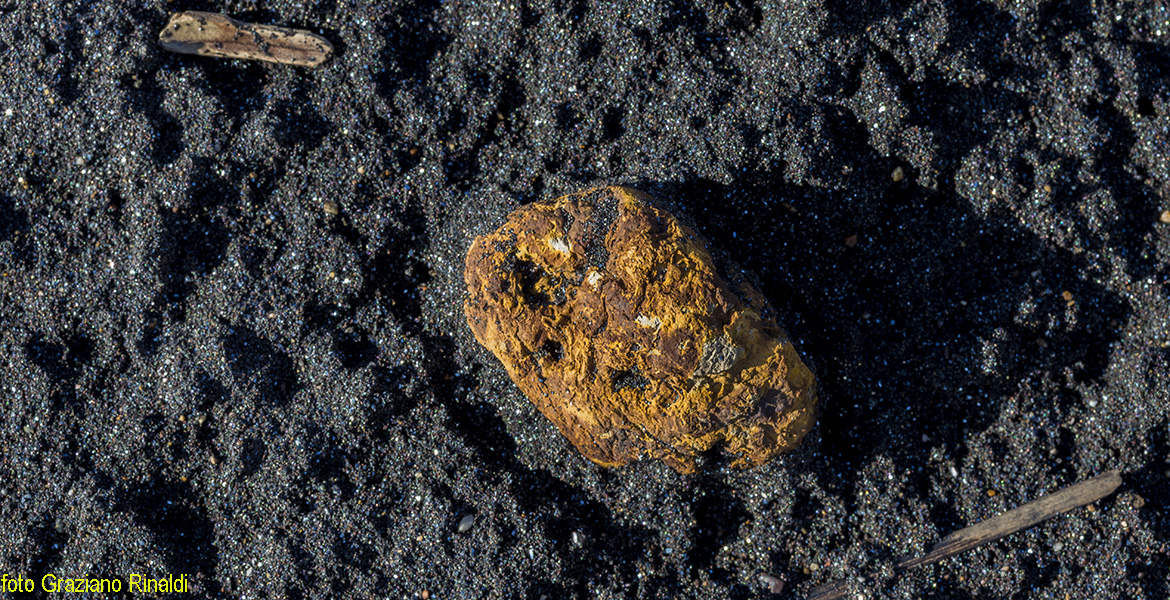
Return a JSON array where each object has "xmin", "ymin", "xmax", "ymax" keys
[
  {"xmin": 158, "ymin": 11, "xmax": 333, "ymax": 67},
  {"xmin": 806, "ymin": 469, "xmax": 1122, "ymax": 600}
]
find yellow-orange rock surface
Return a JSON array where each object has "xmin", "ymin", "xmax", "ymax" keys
[{"xmin": 463, "ymin": 186, "xmax": 817, "ymax": 473}]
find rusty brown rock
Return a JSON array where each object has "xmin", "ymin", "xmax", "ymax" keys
[{"xmin": 463, "ymin": 186, "xmax": 817, "ymax": 473}]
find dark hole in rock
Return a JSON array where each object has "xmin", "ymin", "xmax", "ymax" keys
[
  {"xmin": 515, "ymin": 259, "xmax": 565, "ymax": 307},
  {"xmin": 535, "ymin": 339, "xmax": 563, "ymax": 362},
  {"xmin": 582, "ymin": 234, "xmax": 608, "ymax": 271},
  {"xmin": 612, "ymin": 368, "xmax": 649, "ymax": 392},
  {"xmin": 576, "ymin": 189, "xmax": 620, "ymax": 271}
]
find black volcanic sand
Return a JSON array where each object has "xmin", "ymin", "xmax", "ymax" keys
[{"xmin": 1, "ymin": 1, "xmax": 1167, "ymax": 598}]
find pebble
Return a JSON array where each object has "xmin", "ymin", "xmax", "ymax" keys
[
  {"xmin": 457, "ymin": 514, "xmax": 475, "ymax": 533},
  {"xmin": 464, "ymin": 186, "xmax": 818, "ymax": 473},
  {"xmin": 757, "ymin": 572, "xmax": 785, "ymax": 594},
  {"xmin": 323, "ymin": 200, "xmax": 340, "ymax": 215}
]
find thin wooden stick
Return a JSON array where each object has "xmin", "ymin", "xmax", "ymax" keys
[
  {"xmin": 805, "ymin": 469, "xmax": 1122, "ymax": 599},
  {"xmin": 898, "ymin": 469, "xmax": 1121, "ymax": 569}
]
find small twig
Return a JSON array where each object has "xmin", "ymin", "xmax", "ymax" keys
[
  {"xmin": 898, "ymin": 469, "xmax": 1121, "ymax": 569},
  {"xmin": 805, "ymin": 469, "xmax": 1122, "ymax": 599}
]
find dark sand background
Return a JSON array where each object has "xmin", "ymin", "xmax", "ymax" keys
[{"xmin": 1, "ymin": 0, "xmax": 1168, "ymax": 598}]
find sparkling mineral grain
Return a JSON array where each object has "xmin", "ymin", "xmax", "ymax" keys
[{"xmin": 463, "ymin": 186, "xmax": 817, "ymax": 473}]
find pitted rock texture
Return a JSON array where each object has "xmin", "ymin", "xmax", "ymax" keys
[{"xmin": 464, "ymin": 186, "xmax": 817, "ymax": 473}]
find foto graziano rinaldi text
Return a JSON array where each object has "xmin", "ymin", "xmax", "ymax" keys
[{"xmin": 1, "ymin": 573, "xmax": 189, "ymax": 593}]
